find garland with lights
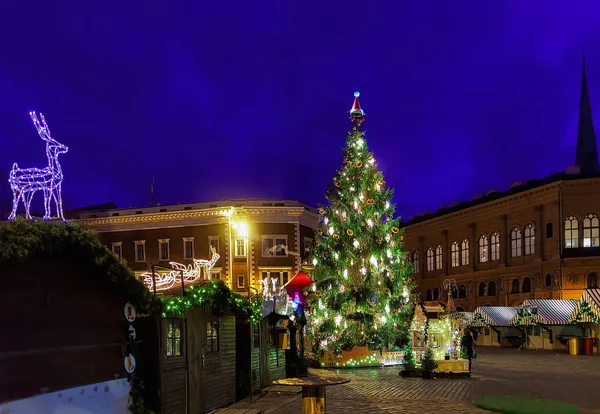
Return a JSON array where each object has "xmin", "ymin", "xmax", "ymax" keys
[
  {"xmin": 575, "ymin": 301, "xmax": 600, "ymax": 324},
  {"xmin": 471, "ymin": 312, "xmax": 490, "ymax": 328},
  {"xmin": 161, "ymin": 280, "xmax": 262, "ymax": 324},
  {"xmin": 307, "ymin": 92, "xmax": 416, "ymax": 357}
]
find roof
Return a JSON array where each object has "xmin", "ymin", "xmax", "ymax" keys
[
  {"xmin": 401, "ymin": 172, "xmax": 600, "ymax": 227},
  {"xmin": 468, "ymin": 306, "xmax": 517, "ymax": 327},
  {"xmin": 284, "ymin": 270, "xmax": 314, "ymax": 301},
  {"xmin": 511, "ymin": 299, "xmax": 578, "ymax": 325},
  {"xmin": 570, "ymin": 288, "xmax": 600, "ymax": 322}
]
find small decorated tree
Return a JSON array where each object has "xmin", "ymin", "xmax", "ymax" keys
[{"xmin": 420, "ymin": 347, "xmax": 438, "ymax": 378}]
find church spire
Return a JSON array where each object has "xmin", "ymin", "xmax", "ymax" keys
[{"xmin": 576, "ymin": 56, "xmax": 599, "ymax": 173}]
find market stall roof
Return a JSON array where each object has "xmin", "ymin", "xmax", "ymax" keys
[
  {"xmin": 467, "ymin": 306, "xmax": 517, "ymax": 327},
  {"xmin": 569, "ymin": 288, "xmax": 600, "ymax": 322},
  {"xmin": 510, "ymin": 299, "xmax": 578, "ymax": 326},
  {"xmin": 284, "ymin": 270, "xmax": 314, "ymax": 301}
]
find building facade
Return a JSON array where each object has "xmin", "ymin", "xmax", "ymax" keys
[
  {"xmin": 403, "ymin": 58, "xmax": 600, "ymax": 311},
  {"xmin": 74, "ymin": 199, "xmax": 319, "ymax": 294}
]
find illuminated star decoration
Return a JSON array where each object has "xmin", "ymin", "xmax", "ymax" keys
[
  {"xmin": 8, "ymin": 112, "xmax": 69, "ymax": 221},
  {"xmin": 142, "ymin": 247, "xmax": 220, "ymax": 292}
]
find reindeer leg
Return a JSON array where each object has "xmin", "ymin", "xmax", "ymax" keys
[
  {"xmin": 55, "ymin": 183, "xmax": 65, "ymax": 221},
  {"xmin": 8, "ymin": 188, "xmax": 19, "ymax": 220},
  {"xmin": 23, "ymin": 191, "xmax": 33, "ymax": 220},
  {"xmin": 42, "ymin": 189, "xmax": 51, "ymax": 220}
]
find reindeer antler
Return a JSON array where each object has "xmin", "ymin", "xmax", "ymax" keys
[{"xmin": 29, "ymin": 111, "xmax": 51, "ymax": 141}]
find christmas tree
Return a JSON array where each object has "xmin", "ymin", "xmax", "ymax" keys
[{"xmin": 307, "ymin": 92, "xmax": 416, "ymax": 356}]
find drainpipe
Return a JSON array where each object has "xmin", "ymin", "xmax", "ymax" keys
[
  {"xmin": 559, "ymin": 188, "xmax": 564, "ymax": 299},
  {"xmin": 471, "ymin": 222, "xmax": 476, "ymax": 311}
]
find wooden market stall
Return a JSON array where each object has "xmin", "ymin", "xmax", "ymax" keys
[
  {"xmin": 510, "ymin": 299, "xmax": 581, "ymax": 351},
  {"xmin": 467, "ymin": 306, "xmax": 519, "ymax": 347},
  {"xmin": 569, "ymin": 289, "xmax": 600, "ymax": 355}
]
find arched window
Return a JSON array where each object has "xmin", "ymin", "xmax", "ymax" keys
[
  {"xmin": 458, "ymin": 284, "xmax": 467, "ymax": 299},
  {"xmin": 433, "ymin": 288, "xmax": 440, "ymax": 300},
  {"xmin": 564, "ymin": 216, "xmax": 579, "ymax": 248},
  {"xmin": 490, "ymin": 232, "xmax": 500, "ymax": 261},
  {"xmin": 425, "ymin": 288, "xmax": 433, "ymax": 301},
  {"xmin": 546, "ymin": 223, "xmax": 553, "ymax": 238},
  {"xmin": 478, "ymin": 282, "xmax": 486, "ymax": 296},
  {"xmin": 451, "ymin": 241, "xmax": 460, "ymax": 267},
  {"xmin": 479, "ymin": 234, "xmax": 488, "ymax": 263},
  {"xmin": 412, "ymin": 250, "xmax": 420, "ymax": 273},
  {"xmin": 588, "ymin": 272, "xmax": 599, "ymax": 289},
  {"xmin": 426, "ymin": 247, "xmax": 434, "ymax": 271},
  {"xmin": 511, "ymin": 279, "xmax": 520, "ymax": 294},
  {"xmin": 524, "ymin": 224, "xmax": 535, "ymax": 255},
  {"xmin": 522, "ymin": 277, "xmax": 532, "ymax": 293},
  {"xmin": 435, "ymin": 244, "xmax": 443, "ymax": 270},
  {"xmin": 583, "ymin": 214, "xmax": 600, "ymax": 247},
  {"xmin": 451, "ymin": 287, "xmax": 458, "ymax": 299},
  {"xmin": 511, "ymin": 227, "xmax": 522, "ymax": 257},
  {"xmin": 461, "ymin": 239, "xmax": 470, "ymax": 266},
  {"xmin": 545, "ymin": 274, "xmax": 552, "ymax": 287},
  {"xmin": 488, "ymin": 281, "xmax": 497, "ymax": 296}
]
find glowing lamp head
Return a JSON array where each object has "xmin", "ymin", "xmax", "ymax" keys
[{"xmin": 233, "ymin": 221, "xmax": 248, "ymax": 237}]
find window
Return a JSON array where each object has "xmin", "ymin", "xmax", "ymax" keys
[
  {"xmin": 261, "ymin": 270, "xmax": 289, "ymax": 286},
  {"xmin": 237, "ymin": 275, "xmax": 245, "ymax": 289},
  {"xmin": 303, "ymin": 237, "xmax": 314, "ymax": 259},
  {"xmin": 522, "ymin": 277, "xmax": 532, "ymax": 293},
  {"xmin": 134, "ymin": 240, "xmax": 146, "ymax": 262},
  {"xmin": 458, "ymin": 284, "xmax": 467, "ymax": 299},
  {"xmin": 183, "ymin": 237, "xmax": 194, "ymax": 260},
  {"xmin": 478, "ymin": 282, "xmax": 486, "ymax": 297},
  {"xmin": 461, "ymin": 239, "xmax": 470, "ymax": 266},
  {"xmin": 426, "ymin": 247, "xmax": 434, "ymax": 271},
  {"xmin": 451, "ymin": 287, "xmax": 458, "ymax": 299},
  {"xmin": 433, "ymin": 288, "xmax": 440, "ymax": 300},
  {"xmin": 588, "ymin": 272, "xmax": 598, "ymax": 289},
  {"xmin": 209, "ymin": 269, "xmax": 221, "ymax": 281},
  {"xmin": 451, "ymin": 241, "xmax": 460, "ymax": 267},
  {"xmin": 564, "ymin": 216, "xmax": 579, "ymax": 248},
  {"xmin": 159, "ymin": 239, "xmax": 170, "ymax": 261},
  {"xmin": 435, "ymin": 244, "xmax": 443, "ymax": 270},
  {"xmin": 490, "ymin": 232, "xmax": 500, "ymax": 261},
  {"xmin": 511, "ymin": 279, "xmax": 520, "ymax": 294},
  {"xmin": 262, "ymin": 235, "xmax": 288, "ymax": 257},
  {"xmin": 166, "ymin": 319, "xmax": 183, "ymax": 357},
  {"xmin": 425, "ymin": 289, "xmax": 433, "ymax": 301},
  {"xmin": 524, "ymin": 224, "xmax": 535, "ymax": 255},
  {"xmin": 412, "ymin": 250, "xmax": 420, "ymax": 273},
  {"xmin": 546, "ymin": 223, "xmax": 553, "ymax": 238},
  {"xmin": 234, "ymin": 237, "xmax": 246, "ymax": 257},
  {"xmin": 479, "ymin": 235, "xmax": 488, "ymax": 263},
  {"xmin": 510, "ymin": 227, "xmax": 522, "ymax": 257},
  {"xmin": 583, "ymin": 214, "xmax": 600, "ymax": 247},
  {"xmin": 488, "ymin": 281, "xmax": 497, "ymax": 296},
  {"xmin": 111, "ymin": 242, "xmax": 123, "ymax": 261},
  {"xmin": 208, "ymin": 236, "xmax": 220, "ymax": 255},
  {"xmin": 545, "ymin": 274, "xmax": 552, "ymax": 287},
  {"xmin": 207, "ymin": 317, "xmax": 219, "ymax": 353}
]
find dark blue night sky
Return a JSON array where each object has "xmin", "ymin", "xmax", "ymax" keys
[{"xmin": 1, "ymin": 1, "xmax": 600, "ymax": 219}]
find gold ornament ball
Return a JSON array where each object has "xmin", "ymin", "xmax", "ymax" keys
[{"xmin": 347, "ymin": 229, "xmax": 354, "ymax": 236}]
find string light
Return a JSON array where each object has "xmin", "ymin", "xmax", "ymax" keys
[
  {"xmin": 142, "ymin": 248, "xmax": 220, "ymax": 292},
  {"xmin": 8, "ymin": 112, "xmax": 69, "ymax": 221}
]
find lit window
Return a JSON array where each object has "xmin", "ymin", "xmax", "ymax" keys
[
  {"xmin": 234, "ymin": 237, "xmax": 246, "ymax": 257},
  {"xmin": 112, "ymin": 242, "xmax": 123, "ymax": 261},
  {"xmin": 451, "ymin": 241, "xmax": 460, "ymax": 267},
  {"xmin": 237, "ymin": 275, "xmax": 245, "ymax": 288},
  {"xmin": 262, "ymin": 235, "xmax": 288, "ymax": 257},
  {"xmin": 183, "ymin": 237, "xmax": 194, "ymax": 260},
  {"xmin": 490, "ymin": 232, "xmax": 500, "ymax": 261},
  {"xmin": 208, "ymin": 236, "xmax": 220, "ymax": 255},
  {"xmin": 435, "ymin": 244, "xmax": 443, "ymax": 270},
  {"xmin": 412, "ymin": 250, "xmax": 420, "ymax": 273},
  {"xmin": 261, "ymin": 270, "xmax": 289, "ymax": 286},
  {"xmin": 461, "ymin": 239, "xmax": 469, "ymax": 266},
  {"xmin": 207, "ymin": 317, "xmax": 220, "ymax": 353},
  {"xmin": 426, "ymin": 247, "xmax": 434, "ymax": 271},
  {"xmin": 134, "ymin": 240, "xmax": 146, "ymax": 262},
  {"xmin": 159, "ymin": 239, "xmax": 170, "ymax": 261},
  {"xmin": 583, "ymin": 214, "xmax": 600, "ymax": 247},
  {"xmin": 479, "ymin": 235, "xmax": 488, "ymax": 263},
  {"xmin": 564, "ymin": 216, "xmax": 579, "ymax": 248},
  {"xmin": 510, "ymin": 228, "xmax": 522, "ymax": 257},
  {"xmin": 166, "ymin": 319, "xmax": 182, "ymax": 357},
  {"xmin": 524, "ymin": 224, "xmax": 535, "ymax": 255}
]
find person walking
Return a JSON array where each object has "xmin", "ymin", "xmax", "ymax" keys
[{"xmin": 461, "ymin": 329, "xmax": 475, "ymax": 372}]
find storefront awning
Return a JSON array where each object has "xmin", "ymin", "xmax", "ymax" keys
[
  {"xmin": 511, "ymin": 299, "xmax": 578, "ymax": 326},
  {"xmin": 569, "ymin": 288, "xmax": 600, "ymax": 323},
  {"xmin": 468, "ymin": 306, "xmax": 517, "ymax": 327}
]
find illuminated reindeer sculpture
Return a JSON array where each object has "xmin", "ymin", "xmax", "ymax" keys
[{"xmin": 8, "ymin": 112, "xmax": 69, "ymax": 220}]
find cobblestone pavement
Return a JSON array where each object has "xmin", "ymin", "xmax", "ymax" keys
[{"xmin": 222, "ymin": 347, "xmax": 600, "ymax": 414}]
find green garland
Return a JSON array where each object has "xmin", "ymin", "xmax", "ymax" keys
[
  {"xmin": 575, "ymin": 301, "xmax": 600, "ymax": 324},
  {"xmin": 161, "ymin": 280, "xmax": 262, "ymax": 324},
  {"xmin": 472, "ymin": 312, "xmax": 490, "ymax": 328}
]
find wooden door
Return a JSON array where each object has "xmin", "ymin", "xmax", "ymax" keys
[
  {"xmin": 186, "ymin": 308, "xmax": 206, "ymax": 414},
  {"xmin": 160, "ymin": 317, "xmax": 187, "ymax": 414}
]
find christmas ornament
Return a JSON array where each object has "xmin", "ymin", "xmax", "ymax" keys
[{"xmin": 347, "ymin": 229, "xmax": 354, "ymax": 236}]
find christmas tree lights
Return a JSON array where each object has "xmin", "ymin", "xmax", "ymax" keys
[
  {"xmin": 307, "ymin": 92, "xmax": 416, "ymax": 357},
  {"xmin": 8, "ymin": 112, "xmax": 69, "ymax": 221}
]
